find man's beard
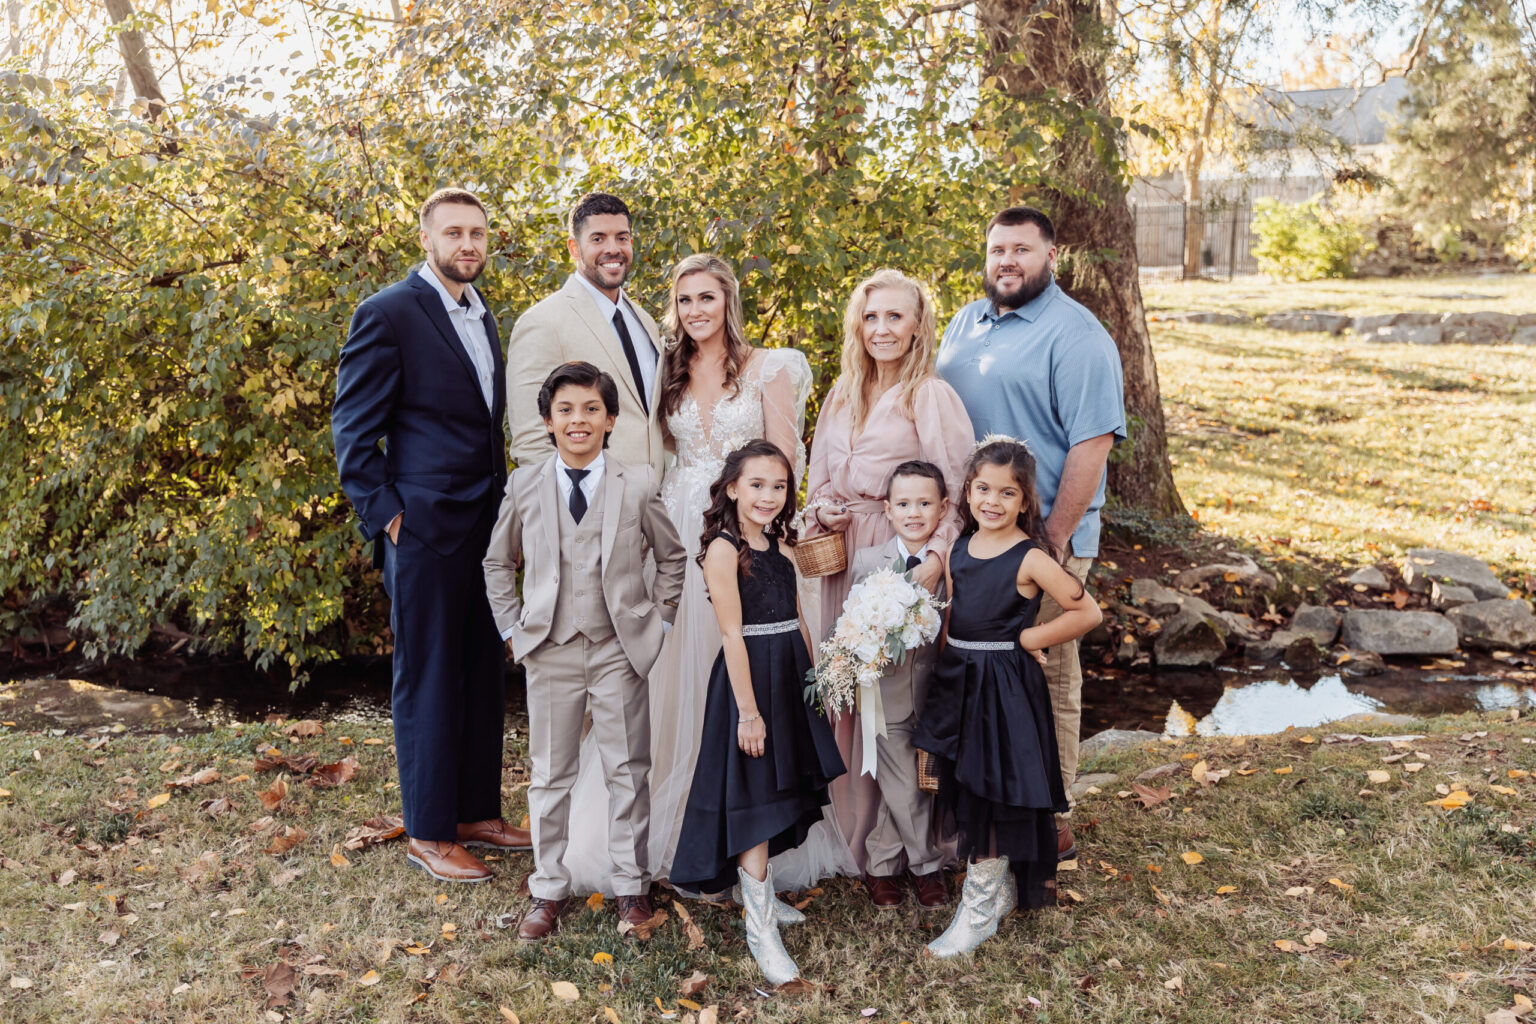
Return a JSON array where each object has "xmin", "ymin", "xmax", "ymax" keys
[
  {"xmin": 582, "ymin": 256, "xmax": 630, "ymax": 290},
  {"xmin": 432, "ymin": 246, "xmax": 484, "ymax": 284},
  {"xmin": 985, "ymin": 262, "xmax": 1052, "ymax": 310}
]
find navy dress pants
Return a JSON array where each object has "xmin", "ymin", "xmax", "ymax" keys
[{"xmin": 381, "ymin": 508, "xmax": 505, "ymax": 841}]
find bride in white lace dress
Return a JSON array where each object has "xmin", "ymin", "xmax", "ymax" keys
[{"xmin": 557, "ymin": 253, "xmax": 854, "ymax": 894}]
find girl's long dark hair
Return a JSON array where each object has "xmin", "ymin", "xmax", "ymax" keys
[
  {"xmin": 658, "ymin": 254, "xmax": 753, "ymax": 435},
  {"xmin": 697, "ymin": 439, "xmax": 799, "ymax": 577},
  {"xmin": 959, "ymin": 439, "xmax": 1056, "ymax": 560}
]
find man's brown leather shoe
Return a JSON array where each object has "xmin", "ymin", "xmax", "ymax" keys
[
  {"xmin": 864, "ymin": 873, "xmax": 905, "ymax": 909},
  {"xmin": 616, "ymin": 893, "xmax": 654, "ymax": 934},
  {"xmin": 517, "ymin": 897, "xmax": 566, "ymax": 942},
  {"xmin": 912, "ymin": 869, "xmax": 950, "ymax": 908},
  {"xmin": 406, "ymin": 838, "xmax": 492, "ymax": 883},
  {"xmin": 457, "ymin": 818, "xmax": 533, "ymax": 851},
  {"xmin": 1057, "ymin": 822, "xmax": 1077, "ymax": 862}
]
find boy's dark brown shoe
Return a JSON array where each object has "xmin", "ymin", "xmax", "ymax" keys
[
  {"xmin": 864, "ymin": 873, "xmax": 905, "ymax": 909},
  {"xmin": 517, "ymin": 897, "xmax": 567, "ymax": 941},
  {"xmin": 913, "ymin": 870, "xmax": 950, "ymax": 908}
]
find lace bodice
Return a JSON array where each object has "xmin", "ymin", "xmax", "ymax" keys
[{"xmin": 662, "ymin": 349, "xmax": 810, "ymax": 535}]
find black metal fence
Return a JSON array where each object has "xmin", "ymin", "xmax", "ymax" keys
[{"xmin": 1131, "ymin": 201, "xmax": 1259, "ymax": 280}]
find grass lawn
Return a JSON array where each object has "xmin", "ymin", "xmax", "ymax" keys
[
  {"xmin": 1141, "ymin": 273, "xmax": 1536, "ymax": 583},
  {"xmin": 2, "ymin": 711, "xmax": 1534, "ymax": 1023}
]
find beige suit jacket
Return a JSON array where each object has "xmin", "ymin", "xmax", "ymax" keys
[
  {"xmin": 848, "ymin": 543, "xmax": 946, "ymax": 723},
  {"xmin": 482, "ymin": 455, "xmax": 686, "ymax": 677},
  {"xmin": 505, "ymin": 274, "xmax": 666, "ymax": 475}
]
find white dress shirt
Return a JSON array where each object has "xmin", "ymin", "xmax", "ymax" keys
[
  {"xmin": 573, "ymin": 272, "xmax": 657, "ymax": 401},
  {"xmin": 417, "ymin": 263, "xmax": 496, "ymax": 409},
  {"xmin": 554, "ymin": 450, "xmax": 605, "ymax": 511},
  {"xmin": 889, "ymin": 535, "xmax": 937, "ymax": 566}
]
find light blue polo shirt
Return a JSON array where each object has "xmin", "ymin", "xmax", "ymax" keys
[{"xmin": 934, "ymin": 280, "xmax": 1125, "ymax": 558}]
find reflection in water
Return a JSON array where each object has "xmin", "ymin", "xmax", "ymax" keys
[
  {"xmin": 1165, "ymin": 676, "xmax": 1382, "ymax": 737},
  {"xmin": 1474, "ymin": 683, "xmax": 1536, "ymax": 711}
]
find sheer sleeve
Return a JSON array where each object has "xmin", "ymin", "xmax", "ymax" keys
[
  {"xmin": 914, "ymin": 377, "xmax": 977, "ymax": 550},
  {"xmin": 757, "ymin": 348, "xmax": 812, "ymax": 486},
  {"xmin": 802, "ymin": 379, "xmax": 844, "ymax": 537}
]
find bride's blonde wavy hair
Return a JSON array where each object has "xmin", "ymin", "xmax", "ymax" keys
[{"xmin": 829, "ymin": 269, "xmax": 938, "ymax": 433}]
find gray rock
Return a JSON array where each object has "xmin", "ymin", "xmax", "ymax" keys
[
  {"xmin": 1162, "ymin": 311, "xmax": 1250, "ymax": 325},
  {"xmin": 1283, "ymin": 634, "xmax": 1323, "ymax": 671},
  {"xmin": 1264, "ymin": 310, "xmax": 1350, "ymax": 334},
  {"xmin": 1172, "ymin": 553, "xmax": 1278, "ymax": 594},
  {"xmin": 1346, "ymin": 566, "xmax": 1391, "ymax": 591},
  {"xmin": 1350, "ymin": 313, "xmax": 1399, "ymax": 334},
  {"xmin": 1369, "ymin": 324, "xmax": 1443, "ymax": 345},
  {"xmin": 1430, "ymin": 581, "xmax": 1478, "ymax": 609},
  {"xmin": 1338, "ymin": 649, "xmax": 1387, "ymax": 676},
  {"xmin": 1079, "ymin": 729, "xmax": 1163, "ymax": 764},
  {"xmin": 1115, "ymin": 634, "xmax": 1141, "ymax": 662},
  {"xmin": 1444, "ymin": 599, "xmax": 1536, "ymax": 651},
  {"xmin": 1155, "ymin": 606, "xmax": 1229, "ymax": 666},
  {"xmin": 1401, "ymin": 548, "xmax": 1507, "ymax": 600},
  {"xmin": 1291, "ymin": 604, "xmax": 1343, "ymax": 645},
  {"xmin": 1393, "ymin": 312, "xmax": 1445, "ymax": 326},
  {"xmin": 1218, "ymin": 611, "xmax": 1262, "ymax": 642},
  {"xmin": 1068, "ymin": 772, "xmax": 1120, "ymax": 801},
  {"xmin": 1328, "ymin": 711, "xmax": 1419, "ymax": 728},
  {"xmin": 1510, "ymin": 325, "xmax": 1536, "ymax": 346},
  {"xmin": 1245, "ymin": 630, "xmax": 1295, "ymax": 662},
  {"xmin": 1443, "ymin": 311, "xmax": 1517, "ymax": 333},
  {"xmin": 1441, "ymin": 321, "xmax": 1504, "ymax": 345},
  {"xmin": 1426, "ymin": 292, "xmax": 1496, "ymax": 301},
  {"xmin": 1518, "ymin": 313, "xmax": 1536, "ymax": 327},
  {"xmin": 1129, "ymin": 578, "xmax": 1215, "ymax": 619},
  {"xmin": 1341, "ymin": 609, "xmax": 1459, "ymax": 655}
]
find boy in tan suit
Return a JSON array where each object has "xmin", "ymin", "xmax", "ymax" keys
[
  {"xmin": 483, "ymin": 362, "xmax": 686, "ymax": 941},
  {"xmin": 846, "ymin": 460, "xmax": 952, "ymax": 911}
]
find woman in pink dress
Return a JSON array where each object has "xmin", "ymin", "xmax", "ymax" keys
[{"xmin": 803, "ymin": 268, "xmax": 975, "ymax": 879}]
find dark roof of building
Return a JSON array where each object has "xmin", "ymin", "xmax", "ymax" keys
[{"xmin": 1259, "ymin": 76, "xmax": 1410, "ymax": 146}]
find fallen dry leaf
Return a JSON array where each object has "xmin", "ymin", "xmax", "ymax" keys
[
  {"xmin": 678, "ymin": 970, "xmax": 711, "ymax": 998},
  {"xmin": 284, "ymin": 720, "xmax": 324, "ymax": 738},
  {"xmin": 499, "ymin": 1009, "xmax": 521, "ymax": 1024},
  {"xmin": 1306, "ymin": 928, "xmax": 1329, "ymax": 946},
  {"xmin": 265, "ymin": 826, "xmax": 309, "ymax": 856},
  {"xmin": 1273, "ymin": 766, "xmax": 1294, "ymax": 775},
  {"xmin": 1489, "ymin": 785, "xmax": 1518, "ymax": 796},
  {"xmin": 617, "ymin": 907, "xmax": 668, "ymax": 941},
  {"xmin": 1216, "ymin": 885, "xmax": 1237, "ymax": 894},
  {"xmin": 550, "ymin": 980, "xmax": 579, "ymax": 1002},
  {"xmin": 585, "ymin": 892, "xmax": 604, "ymax": 911},
  {"xmin": 1180, "ymin": 851, "xmax": 1204, "ymax": 866},
  {"xmin": 257, "ymin": 775, "xmax": 289, "ymax": 812},
  {"xmin": 1327, "ymin": 878, "xmax": 1354, "ymax": 892},
  {"xmin": 1062, "ymin": 888, "xmax": 1085, "ymax": 903},
  {"xmin": 262, "ymin": 962, "xmax": 296, "ymax": 1008},
  {"xmin": 56, "ymin": 868, "xmax": 77, "ymax": 886},
  {"xmin": 341, "ymin": 815, "xmax": 406, "ymax": 850},
  {"xmin": 1404, "ymin": 763, "xmax": 1425, "ymax": 773},
  {"xmin": 1131, "ymin": 783, "xmax": 1173, "ymax": 809},
  {"xmin": 307, "ymin": 757, "xmax": 360, "ymax": 789},
  {"xmin": 1163, "ymin": 975, "xmax": 1184, "ymax": 992},
  {"xmin": 698, "ymin": 1006, "xmax": 718, "ymax": 1024},
  {"xmin": 673, "ymin": 901, "xmax": 706, "ymax": 951},
  {"xmin": 198, "ymin": 796, "xmax": 236, "ymax": 817},
  {"xmin": 1284, "ymin": 886, "xmax": 1314, "ymax": 897},
  {"xmin": 1366, "ymin": 770, "xmax": 1391, "ymax": 784},
  {"xmin": 146, "ymin": 792, "xmax": 171, "ymax": 810},
  {"xmin": 9, "ymin": 977, "xmax": 33, "ymax": 989},
  {"xmin": 329, "ymin": 845, "xmax": 351, "ymax": 868},
  {"xmin": 357, "ymin": 970, "xmax": 380, "ymax": 987},
  {"xmin": 603, "ymin": 1008, "xmax": 621, "ymax": 1024},
  {"xmin": 1425, "ymin": 792, "xmax": 1472, "ymax": 811}
]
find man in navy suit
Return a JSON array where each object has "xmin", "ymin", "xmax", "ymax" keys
[{"xmin": 332, "ymin": 187, "xmax": 531, "ymax": 883}]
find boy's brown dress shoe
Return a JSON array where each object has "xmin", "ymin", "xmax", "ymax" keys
[
  {"xmin": 517, "ymin": 897, "xmax": 567, "ymax": 941},
  {"xmin": 864, "ymin": 873, "xmax": 905, "ymax": 909},
  {"xmin": 913, "ymin": 870, "xmax": 951, "ymax": 908}
]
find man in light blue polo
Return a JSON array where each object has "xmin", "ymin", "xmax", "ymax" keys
[{"xmin": 935, "ymin": 205, "xmax": 1125, "ymax": 864}]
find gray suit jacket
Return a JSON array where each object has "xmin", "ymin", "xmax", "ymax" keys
[
  {"xmin": 482, "ymin": 455, "xmax": 686, "ymax": 676},
  {"xmin": 505, "ymin": 274, "xmax": 666, "ymax": 474},
  {"xmin": 848, "ymin": 543, "xmax": 946, "ymax": 723}
]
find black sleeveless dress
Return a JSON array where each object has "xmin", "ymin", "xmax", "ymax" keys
[
  {"xmin": 669, "ymin": 535, "xmax": 846, "ymax": 893},
  {"xmin": 914, "ymin": 534, "xmax": 1067, "ymax": 909}
]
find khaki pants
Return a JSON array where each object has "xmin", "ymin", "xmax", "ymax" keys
[
  {"xmin": 1037, "ymin": 552, "xmax": 1093, "ymax": 824},
  {"xmin": 863, "ymin": 714, "xmax": 943, "ymax": 877}
]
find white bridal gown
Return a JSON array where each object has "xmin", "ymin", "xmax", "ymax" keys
[{"xmin": 554, "ymin": 347, "xmax": 856, "ymax": 895}]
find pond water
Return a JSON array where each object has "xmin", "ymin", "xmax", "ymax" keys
[{"xmin": 4, "ymin": 652, "xmax": 1534, "ymax": 739}]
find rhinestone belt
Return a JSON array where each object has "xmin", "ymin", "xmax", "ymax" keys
[
  {"xmin": 947, "ymin": 637, "xmax": 1017, "ymax": 652},
  {"xmin": 741, "ymin": 619, "xmax": 800, "ymax": 636}
]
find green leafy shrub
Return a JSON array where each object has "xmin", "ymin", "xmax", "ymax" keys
[{"xmin": 1251, "ymin": 195, "xmax": 1367, "ymax": 280}]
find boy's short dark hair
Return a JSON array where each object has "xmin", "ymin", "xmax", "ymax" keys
[
  {"xmin": 985, "ymin": 205, "xmax": 1055, "ymax": 244},
  {"xmin": 885, "ymin": 460, "xmax": 947, "ymax": 499},
  {"xmin": 538, "ymin": 361, "xmax": 620, "ymax": 449},
  {"xmin": 569, "ymin": 192, "xmax": 632, "ymax": 239},
  {"xmin": 418, "ymin": 187, "xmax": 486, "ymax": 229}
]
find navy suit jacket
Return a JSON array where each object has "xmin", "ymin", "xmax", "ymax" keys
[{"xmin": 332, "ymin": 267, "xmax": 508, "ymax": 561}]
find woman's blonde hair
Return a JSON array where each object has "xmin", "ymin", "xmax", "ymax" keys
[
  {"xmin": 831, "ymin": 268, "xmax": 938, "ymax": 432},
  {"xmin": 658, "ymin": 253, "xmax": 753, "ymax": 430}
]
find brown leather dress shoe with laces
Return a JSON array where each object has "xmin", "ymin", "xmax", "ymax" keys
[
  {"xmin": 1057, "ymin": 822, "xmax": 1077, "ymax": 862},
  {"xmin": 405, "ymin": 838, "xmax": 492, "ymax": 883},
  {"xmin": 616, "ymin": 893, "xmax": 654, "ymax": 934},
  {"xmin": 517, "ymin": 897, "xmax": 567, "ymax": 941},
  {"xmin": 457, "ymin": 818, "xmax": 533, "ymax": 851},
  {"xmin": 864, "ymin": 873, "xmax": 905, "ymax": 909},
  {"xmin": 912, "ymin": 869, "xmax": 951, "ymax": 908}
]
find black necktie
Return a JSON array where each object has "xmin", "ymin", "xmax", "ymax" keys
[
  {"xmin": 566, "ymin": 467, "xmax": 589, "ymax": 523},
  {"xmin": 611, "ymin": 308, "xmax": 649, "ymax": 413},
  {"xmin": 905, "ymin": 553, "xmax": 922, "ymax": 570}
]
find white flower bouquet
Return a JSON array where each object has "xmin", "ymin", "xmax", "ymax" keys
[{"xmin": 804, "ymin": 562, "xmax": 945, "ymax": 774}]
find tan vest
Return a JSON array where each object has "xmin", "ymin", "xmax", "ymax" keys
[{"xmin": 548, "ymin": 476, "xmax": 615, "ymax": 644}]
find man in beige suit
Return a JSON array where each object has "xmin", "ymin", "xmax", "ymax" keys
[
  {"xmin": 483, "ymin": 362, "xmax": 686, "ymax": 942},
  {"xmin": 845, "ymin": 461, "xmax": 952, "ymax": 913},
  {"xmin": 506, "ymin": 193, "xmax": 666, "ymax": 474}
]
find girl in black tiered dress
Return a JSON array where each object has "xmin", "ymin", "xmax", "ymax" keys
[
  {"xmin": 914, "ymin": 438, "xmax": 1102, "ymax": 958},
  {"xmin": 671, "ymin": 440, "xmax": 845, "ymax": 986}
]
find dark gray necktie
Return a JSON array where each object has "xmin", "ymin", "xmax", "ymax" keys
[
  {"xmin": 611, "ymin": 308, "xmax": 649, "ymax": 413},
  {"xmin": 905, "ymin": 553, "xmax": 922, "ymax": 570},
  {"xmin": 566, "ymin": 467, "xmax": 589, "ymax": 523}
]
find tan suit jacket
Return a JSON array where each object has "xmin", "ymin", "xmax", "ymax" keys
[
  {"xmin": 483, "ymin": 455, "xmax": 686, "ymax": 677},
  {"xmin": 506, "ymin": 274, "xmax": 666, "ymax": 474},
  {"xmin": 848, "ymin": 542, "xmax": 945, "ymax": 723}
]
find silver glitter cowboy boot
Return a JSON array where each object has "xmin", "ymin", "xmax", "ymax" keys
[
  {"xmin": 739, "ymin": 865, "xmax": 800, "ymax": 986},
  {"xmin": 926, "ymin": 857, "xmax": 1016, "ymax": 958},
  {"xmin": 731, "ymin": 882, "xmax": 807, "ymax": 925}
]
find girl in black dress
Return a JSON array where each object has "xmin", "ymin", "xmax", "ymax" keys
[
  {"xmin": 670, "ymin": 439, "xmax": 846, "ymax": 986},
  {"xmin": 914, "ymin": 438, "xmax": 1102, "ymax": 957}
]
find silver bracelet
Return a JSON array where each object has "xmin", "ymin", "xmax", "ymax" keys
[{"xmin": 737, "ymin": 713, "xmax": 762, "ymax": 725}]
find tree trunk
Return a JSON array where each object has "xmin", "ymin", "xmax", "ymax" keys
[
  {"xmin": 976, "ymin": 0, "xmax": 1187, "ymax": 519},
  {"xmin": 1182, "ymin": 141, "xmax": 1206, "ymax": 279},
  {"xmin": 7, "ymin": 0, "xmax": 20, "ymax": 59},
  {"xmin": 102, "ymin": 0, "xmax": 168, "ymax": 121}
]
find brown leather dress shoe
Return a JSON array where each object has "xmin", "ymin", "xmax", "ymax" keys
[
  {"xmin": 912, "ymin": 869, "xmax": 951, "ymax": 908},
  {"xmin": 616, "ymin": 893, "xmax": 654, "ymax": 934},
  {"xmin": 864, "ymin": 873, "xmax": 905, "ymax": 909},
  {"xmin": 517, "ymin": 897, "xmax": 567, "ymax": 942},
  {"xmin": 457, "ymin": 818, "xmax": 533, "ymax": 851},
  {"xmin": 405, "ymin": 838, "xmax": 492, "ymax": 883},
  {"xmin": 1057, "ymin": 822, "xmax": 1077, "ymax": 862}
]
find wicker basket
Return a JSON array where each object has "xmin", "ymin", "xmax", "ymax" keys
[
  {"xmin": 916, "ymin": 750, "xmax": 941, "ymax": 794},
  {"xmin": 793, "ymin": 530, "xmax": 847, "ymax": 578}
]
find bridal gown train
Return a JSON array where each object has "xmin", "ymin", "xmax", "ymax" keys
[{"xmin": 552, "ymin": 347, "xmax": 856, "ymax": 895}]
